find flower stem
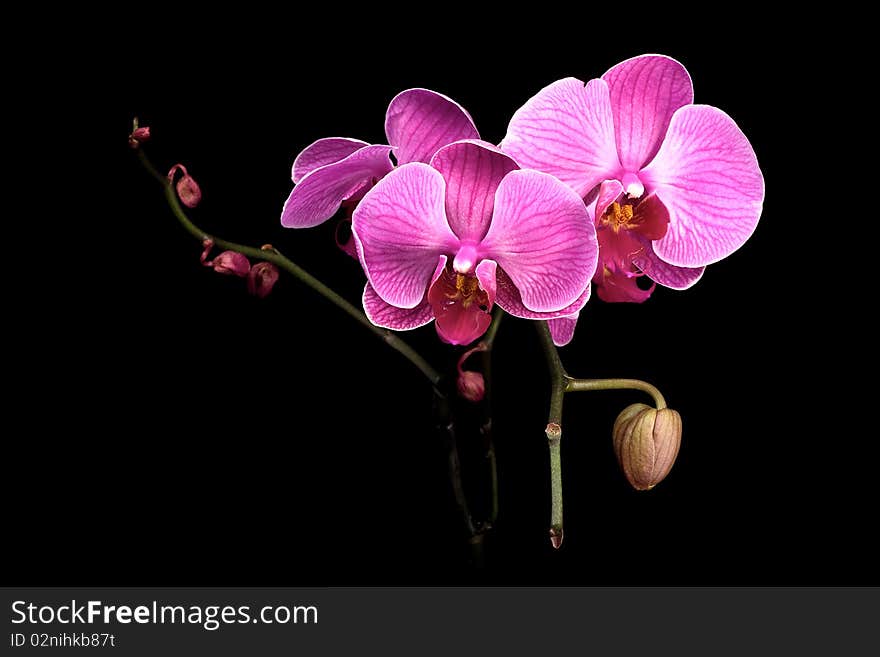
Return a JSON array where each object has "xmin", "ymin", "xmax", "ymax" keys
[
  {"xmin": 565, "ymin": 377, "xmax": 667, "ymax": 409},
  {"xmin": 536, "ymin": 321, "xmax": 567, "ymax": 548},
  {"xmin": 136, "ymin": 149, "xmax": 441, "ymax": 387},
  {"xmin": 479, "ymin": 306, "xmax": 504, "ymax": 527}
]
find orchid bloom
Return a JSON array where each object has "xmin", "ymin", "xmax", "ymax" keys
[
  {"xmin": 351, "ymin": 140, "xmax": 598, "ymax": 345},
  {"xmin": 502, "ymin": 54, "xmax": 764, "ymax": 343},
  {"xmin": 280, "ymin": 88, "xmax": 479, "ymax": 253}
]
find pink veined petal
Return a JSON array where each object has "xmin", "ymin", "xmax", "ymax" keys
[
  {"xmin": 292, "ymin": 137, "xmax": 370, "ymax": 183},
  {"xmin": 548, "ymin": 314, "xmax": 579, "ymax": 347},
  {"xmin": 633, "ymin": 242, "xmax": 705, "ymax": 289},
  {"xmin": 352, "ymin": 164, "xmax": 459, "ymax": 309},
  {"xmin": 384, "ymin": 88, "xmax": 480, "ymax": 165},
  {"xmin": 430, "ymin": 140, "xmax": 519, "ymax": 242},
  {"xmin": 602, "ymin": 54, "xmax": 694, "ymax": 172},
  {"xmin": 641, "ymin": 105, "xmax": 765, "ymax": 267},
  {"xmin": 481, "ymin": 169, "xmax": 597, "ymax": 313},
  {"xmin": 495, "ymin": 270, "xmax": 592, "ymax": 319},
  {"xmin": 281, "ymin": 145, "xmax": 394, "ymax": 229},
  {"xmin": 500, "ymin": 77, "xmax": 620, "ymax": 197},
  {"xmin": 362, "ymin": 283, "xmax": 435, "ymax": 330}
]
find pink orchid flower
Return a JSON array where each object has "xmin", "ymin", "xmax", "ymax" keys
[
  {"xmin": 501, "ymin": 54, "xmax": 764, "ymax": 344},
  {"xmin": 351, "ymin": 140, "xmax": 598, "ymax": 346},
  {"xmin": 280, "ymin": 88, "xmax": 479, "ymax": 244}
]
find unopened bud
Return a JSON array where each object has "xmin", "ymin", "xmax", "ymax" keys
[
  {"xmin": 456, "ymin": 343, "xmax": 488, "ymax": 402},
  {"xmin": 128, "ymin": 125, "xmax": 151, "ymax": 149},
  {"xmin": 612, "ymin": 403, "xmax": 681, "ymax": 491},
  {"xmin": 211, "ymin": 251, "xmax": 251, "ymax": 277},
  {"xmin": 168, "ymin": 164, "xmax": 202, "ymax": 208},
  {"xmin": 457, "ymin": 370, "xmax": 485, "ymax": 402},
  {"xmin": 247, "ymin": 261, "xmax": 280, "ymax": 298}
]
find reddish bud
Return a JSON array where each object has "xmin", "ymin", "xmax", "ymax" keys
[
  {"xmin": 199, "ymin": 239, "xmax": 214, "ymax": 265},
  {"xmin": 247, "ymin": 262, "xmax": 280, "ymax": 298},
  {"xmin": 456, "ymin": 343, "xmax": 488, "ymax": 402},
  {"xmin": 128, "ymin": 121, "xmax": 151, "ymax": 149},
  {"xmin": 612, "ymin": 403, "xmax": 682, "ymax": 491},
  {"xmin": 457, "ymin": 371, "xmax": 485, "ymax": 403},
  {"xmin": 211, "ymin": 251, "xmax": 251, "ymax": 277},
  {"xmin": 167, "ymin": 164, "xmax": 202, "ymax": 208}
]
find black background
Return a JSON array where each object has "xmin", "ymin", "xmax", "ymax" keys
[{"xmin": 8, "ymin": 9, "xmax": 868, "ymax": 585}]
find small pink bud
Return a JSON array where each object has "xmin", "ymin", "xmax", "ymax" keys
[
  {"xmin": 167, "ymin": 164, "xmax": 202, "ymax": 208},
  {"xmin": 612, "ymin": 403, "xmax": 682, "ymax": 491},
  {"xmin": 212, "ymin": 251, "xmax": 251, "ymax": 277},
  {"xmin": 456, "ymin": 343, "xmax": 488, "ymax": 402},
  {"xmin": 247, "ymin": 261, "xmax": 280, "ymax": 298},
  {"xmin": 128, "ymin": 122, "xmax": 151, "ymax": 149},
  {"xmin": 457, "ymin": 371, "xmax": 485, "ymax": 402},
  {"xmin": 200, "ymin": 239, "xmax": 214, "ymax": 265}
]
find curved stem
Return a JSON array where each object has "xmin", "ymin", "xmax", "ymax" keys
[
  {"xmin": 536, "ymin": 321, "xmax": 567, "ymax": 548},
  {"xmin": 137, "ymin": 149, "xmax": 441, "ymax": 387},
  {"xmin": 566, "ymin": 377, "xmax": 667, "ymax": 409}
]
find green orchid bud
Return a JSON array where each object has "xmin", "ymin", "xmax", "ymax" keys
[{"xmin": 613, "ymin": 403, "xmax": 682, "ymax": 491}]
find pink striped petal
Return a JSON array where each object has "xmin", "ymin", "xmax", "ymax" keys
[
  {"xmin": 642, "ymin": 105, "xmax": 764, "ymax": 267},
  {"xmin": 363, "ymin": 283, "xmax": 434, "ymax": 330},
  {"xmin": 281, "ymin": 145, "xmax": 394, "ymax": 229},
  {"xmin": 384, "ymin": 88, "xmax": 480, "ymax": 165},
  {"xmin": 603, "ymin": 55, "xmax": 693, "ymax": 172},
  {"xmin": 549, "ymin": 314, "xmax": 579, "ymax": 347},
  {"xmin": 431, "ymin": 140, "xmax": 519, "ymax": 242},
  {"xmin": 633, "ymin": 244, "xmax": 705, "ymax": 289},
  {"xmin": 352, "ymin": 164, "xmax": 458, "ymax": 309},
  {"xmin": 501, "ymin": 78, "xmax": 620, "ymax": 197},
  {"xmin": 482, "ymin": 169, "xmax": 597, "ymax": 313},
  {"xmin": 495, "ymin": 271, "xmax": 592, "ymax": 319},
  {"xmin": 291, "ymin": 137, "xmax": 370, "ymax": 183}
]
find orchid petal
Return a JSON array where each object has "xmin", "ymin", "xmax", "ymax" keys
[
  {"xmin": 633, "ymin": 242, "xmax": 705, "ymax": 290},
  {"xmin": 595, "ymin": 179, "xmax": 624, "ymax": 220},
  {"xmin": 385, "ymin": 88, "xmax": 480, "ymax": 165},
  {"xmin": 292, "ymin": 137, "xmax": 370, "ymax": 183},
  {"xmin": 495, "ymin": 270, "xmax": 592, "ymax": 319},
  {"xmin": 281, "ymin": 145, "xmax": 393, "ymax": 229},
  {"xmin": 603, "ymin": 54, "xmax": 693, "ymax": 171},
  {"xmin": 431, "ymin": 140, "xmax": 519, "ymax": 242},
  {"xmin": 362, "ymin": 283, "xmax": 434, "ymax": 330},
  {"xmin": 352, "ymin": 164, "xmax": 458, "ymax": 308},
  {"xmin": 548, "ymin": 314, "xmax": 579, "ymax": 347},
  {"xmin": 475, "ymin": 258, "xmax": 498, "ymax": 309},
  {"xmin": 642, "ymin": 105, "xmax": 764, "ymax": 267},
  {"xmin": 482, "ymin": 169, "xmax": 597, "ymax": 312},
  {"xmin": 501, "ymin": 78, "xmax": 620, "ymax": 197}
]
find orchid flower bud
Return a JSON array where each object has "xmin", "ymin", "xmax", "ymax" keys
[
  {"xmin": 247, "ymin": 261, "xmax": 280, "ymax": 298},
  {"xmin": 211, "ymin": 251, "xmax": 251, "ymax": 277},
  {"xmin": 167, "ymin": 164, "xmax": 202, "ymax": 208},
  {"xmin": 457, "ymin": 371, "xmax": 485, "ymax": 403},
  {"xmin": 128, "ymin": 125, "xmax": 151, "ymax": 149},
  {"xmin": 612, "ymin": 403, "xmax": 681, "ymax": 490},
  {"xmin": 456, "ymin": 343, "xmax": 487, "ymax": 402}
]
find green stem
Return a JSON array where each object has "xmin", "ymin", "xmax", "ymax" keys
[
  {"xmin": 566, "ymin": 377, "xmax": 667, "ymax": 409},
  {"xmin": 137, "ymin": 149, "xmax": 441, "ymax": 387},
  {"xmin": 479, "ymin": 306, "xmax": 503, "ymax": 527},
  {"xmin": 536, "ymin": 321, "xmax": 567, "ymax": 548}
]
